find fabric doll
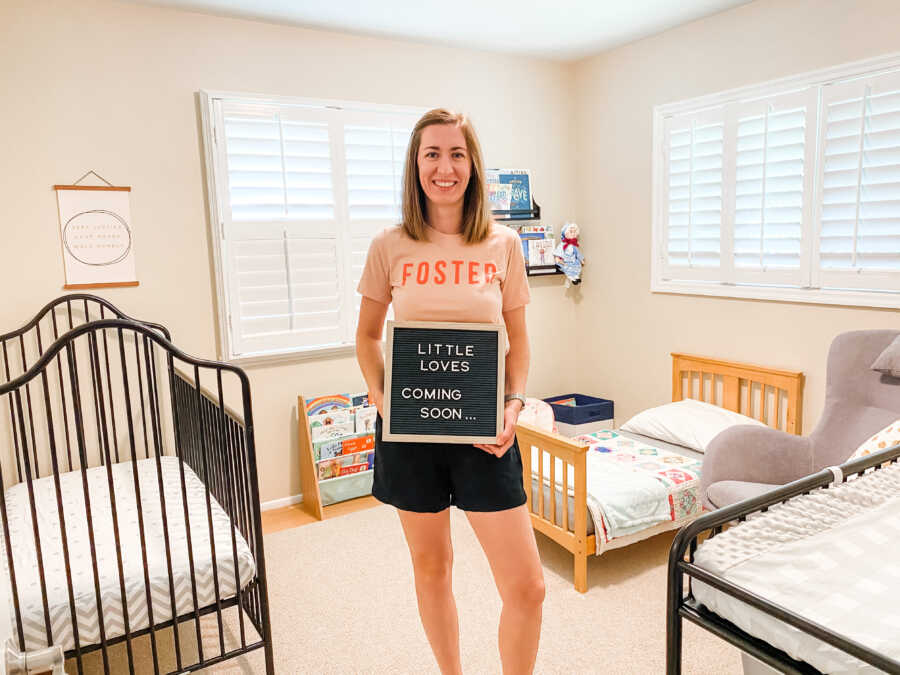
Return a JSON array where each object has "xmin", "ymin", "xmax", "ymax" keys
[{"xmin": 554, "ymin": 222, "xmax": 585, "ymax": 288}]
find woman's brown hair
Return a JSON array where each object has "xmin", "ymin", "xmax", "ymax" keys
[{"xmin": 400, "ymin": 109, "xmax": 492, "ymax": 244}]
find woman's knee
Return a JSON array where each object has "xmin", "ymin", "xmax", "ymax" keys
[
  {"xmin": 410, "ymin": 550, "xmax": 453, "ymax": 588},
  {"xmin": 502, "ymin": 574, "xmax": 545, "ymax": 609}
]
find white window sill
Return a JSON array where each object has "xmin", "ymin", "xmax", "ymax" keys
[
  {"xmin": 651, "ymin": 279, "xmax": 900, "ymax": 310},
  {"xmin": 226, "ymin": 343, "xmax": 358, "ymax": 368}
]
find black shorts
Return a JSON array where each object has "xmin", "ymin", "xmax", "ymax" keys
[{"xmin": 372, "ymin": 414, "xmax": 527, "ymax": 513}]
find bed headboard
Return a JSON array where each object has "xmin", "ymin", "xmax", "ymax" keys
[{"xmin": 671, "ymin": 353, "xmax": 805, "ymax": 435}]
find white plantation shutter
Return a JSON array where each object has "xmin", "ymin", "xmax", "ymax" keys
[
  {"xmin": 732, "ymin": 90, "xmax": 815, "ymax": 286},
  {"xmin": 343, "ymin": 116, "xmax": 409, "ymax": 324},
  {"xmin": 206, "ymin": 97, "xmax": 420, "ymax": 359},
  {"xmin": 654, "ymin": 58, "xmax": 900, "ymax": 306},
  {"xmin": 663, "ymin": 110, "xmax": 725, "ymax": 279},
  {"xmin": 817, "ymin": 70, "xmax": 900, "ymax": 291}
]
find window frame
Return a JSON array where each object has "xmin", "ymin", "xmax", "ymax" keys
[
  {"xmin": 200, "ymin": 90, "xmax": 426, "ymax": 364},
  {"xmin": 651, "ymin": 52, "xmax": 900, "ymax": 309}
]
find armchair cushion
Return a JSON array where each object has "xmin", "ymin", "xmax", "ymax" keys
[
  {"xmin": 871, "ymin": 335, "xmax": 900, "ymax": 378},
  {"xmin": 701, "ymin": 425, "xmax": 813, "ymax": 509},
  {"xmin": 706, "ymin": 481, "xmax": 781, "ymax": 509}
]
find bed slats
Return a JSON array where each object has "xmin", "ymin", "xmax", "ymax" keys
[{"xmin": 672, "ymin": 353, "xmax": 804, "ymax": 434}]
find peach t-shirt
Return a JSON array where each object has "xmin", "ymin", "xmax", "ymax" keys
[{"xmin": 357, "ymin": 223, "xmax": 530, "ymax": 328}]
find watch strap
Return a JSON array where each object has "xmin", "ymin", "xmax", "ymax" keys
[{"xmin": 504, "ymin": 393, "xmax": 527, "ymax": 406}]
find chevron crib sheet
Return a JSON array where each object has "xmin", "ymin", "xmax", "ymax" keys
[
  {"xmin": 693, "ymin": 462, "xmax": 900, "ymax": 673},
  {"xmin": 2, "ymin": 456, "xmax": 257, "ymax": 653}
]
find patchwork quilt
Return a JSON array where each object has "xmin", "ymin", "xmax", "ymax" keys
[{"xmin": 571, "ymin": 430, "xmax": 703, "ymax": 550}]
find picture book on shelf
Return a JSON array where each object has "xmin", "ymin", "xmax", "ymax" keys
[
  {"xmin": 487, "ymin": 183, "xmax": 512, "ymax": 211},
  {"xmin": 486, "ymin": 169, "xmax": 532, "ymax": 212},
  {"xmin": 305, "ymin": 394, "xmax": 351, "ymax": 416},
  {"xmin": 520, "ymin": 223, "xmax": 552, "ymax": 237},
  {"xmin": 314, "ymin": 432, "xmax": 375, "ymax": 461},
  {"xmin": 317, "ymin": 449, "xmax": 375, "ymax": 480},
  {"xmin": 311, "ymin": 422, "xmax": 356, "ymax": 443},
  {"xmin": 518, "ymin": 230, "xmax": 545, "ymax": 261},
  {"xmin": 355, "ymin": 405, "xmax": 377, "ymax": 433},
  {"xmin": 528, "ymin": 239, "xmax": 556, "ymax": 266}
]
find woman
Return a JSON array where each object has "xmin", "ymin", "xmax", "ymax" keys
[{"xmin": 355, "ymin": 109, "xmax": 544, "ymax": 675}]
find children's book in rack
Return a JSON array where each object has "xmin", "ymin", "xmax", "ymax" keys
[
  {"xmin": 512, "ymin": 220, "xmax": 565, "ymax": 277},
  {"xmin": 297, "ymin": 392, "xmax": 377, "ymax": 520}
]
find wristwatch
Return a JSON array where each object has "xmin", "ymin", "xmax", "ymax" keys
[{"xmin": 504, "ymin": 393, "xmax": 527, "ymax": 407}]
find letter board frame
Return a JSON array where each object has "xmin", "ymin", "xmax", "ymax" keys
[{"xmin": 383, "ymin": 320, "xmax": 505, "ymax": 443}]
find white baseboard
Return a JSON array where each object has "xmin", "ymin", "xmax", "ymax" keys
[{"xmin": 260, "ymin": 493, "xmax": 303, "ymax": 511}]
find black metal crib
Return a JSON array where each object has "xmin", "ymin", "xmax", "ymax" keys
[
  {"xmin": 0, "ymin": 295, "xmax": 273, "ymax": 674},
  {"xmin": 667, "ymin": 443, "xmax": 900, "ymax": 675}
]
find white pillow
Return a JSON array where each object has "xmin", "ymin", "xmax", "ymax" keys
[
  {"xmin": 619, "ymin": 399, "xmax": 766, "ymax": 453},
  {"xmin": 848, "ymin": 419, "xmax": 900, "ymax": 460}
]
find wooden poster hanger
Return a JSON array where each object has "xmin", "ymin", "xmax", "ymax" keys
[
  {"xmin": 54, "ymin": 171, "xmax": 139, "ymax": 289},
  {"xmin": 54, "ymin": 169, "xmax": 132, "ymax": 193}
]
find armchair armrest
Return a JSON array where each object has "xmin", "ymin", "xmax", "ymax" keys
[{"xmin": 700, "ymin": 425, "xmax": 814, "ymax": 507}]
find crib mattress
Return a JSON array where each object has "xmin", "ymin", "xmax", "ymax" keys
[
  {"xmin": 692, "ymin": 462, "xmax": 900, "ymax": 673},
  {"xmin": 529, "ymin": 430, "xmax": 703, "ymax": 552},
  {"xmin": 2, "ymin": 456, "xmax": 257, "ymax": 653}
]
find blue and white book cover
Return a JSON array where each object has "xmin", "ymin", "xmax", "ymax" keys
[
  {"xmin": 486, "ymin": 169, "xmax": 532, "ymax": 212},
  {"xmin": 499, "ymin": 171, "xmax": 531, "ymax": 211}
]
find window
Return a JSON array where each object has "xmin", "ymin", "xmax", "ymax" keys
[
  {"xmin": 653, "ymin": 55, "xmax": 900, "ymax": 308},
  {"xmin": 201, "ymin": 93, "xmax": 425, "ymax": 361}
]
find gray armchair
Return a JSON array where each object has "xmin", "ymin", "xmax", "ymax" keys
[{"xmin": 701, "ymin": 330, "xmax": 900, "ymax": 509}]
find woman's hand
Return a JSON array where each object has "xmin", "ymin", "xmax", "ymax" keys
[
  {"xmin": 474, "ymin": 400, "xmax": 523, "ymax": 457},
  {"xmin": 370, "ymin": 389, "xmax": 385, "ymax": 418}
]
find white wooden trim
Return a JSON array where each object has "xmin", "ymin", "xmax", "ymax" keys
[
  {"xmin": 260, "ymin": 493, "xmax": 303, "ymax": 511},
  {"xmin": 651, "ymin": 278, "xmax": 900, "ymax": 309},
  {"xmin": 199, "ymin": 89, "xmax": 433, "ymax": 116},
  {"xmin": 228, "ymin": 344, "xmax": 357, "ymax": 367},
  {"xmin": 199, "ymin": 92, "xmax": 235, "ymax": 363},
  {"xmin": 654, "ymin": 51, "xmax": 900, "ymax": 118}
]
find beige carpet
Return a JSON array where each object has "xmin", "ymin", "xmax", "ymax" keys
[{"xmin": 70, "ymin": 504, "xmax": 742, "ymax": 674}]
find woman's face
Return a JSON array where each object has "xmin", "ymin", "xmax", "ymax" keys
[{"xmin": 417, "ymin": 124, "xmax": 471, "ymax": 209}]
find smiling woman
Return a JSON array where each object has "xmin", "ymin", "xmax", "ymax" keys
[{"xmin": 354, "ymin": 108, "xmax": 544, "ymax": 674}]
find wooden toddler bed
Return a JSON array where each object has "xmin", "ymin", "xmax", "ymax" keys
[{"xmin": 515, "ymin": 353, "xmax": 805, "ymax": 593}]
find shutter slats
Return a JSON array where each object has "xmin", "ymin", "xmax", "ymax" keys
[
  {"xmin": 733, "ymin": 104, "xmax": 806, "ymax": 271},
  {"xmin": 821, "ymin": 76, "xmax": 900, "ymax": 274},
  {"xmin": 345, "ymin": 123, "xmax": 407, "ymax": 223},
  {"xmin": 666, "ymin": 119, "xmax": 723, "ymax": 269},
  {"xmin": 216, "ymin": 102, "xmax": 418, "ymax": 355},
  {"xmin": 224, "ymin": 114, "xmax": 335, "ymax": 222}
]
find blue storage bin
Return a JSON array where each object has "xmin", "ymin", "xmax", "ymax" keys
[{"xmin": 543, "ymin": 393, "xmax": 614, "ymax": 425}]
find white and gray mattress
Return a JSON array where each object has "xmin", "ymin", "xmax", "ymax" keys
[
  {"xmin": 692, "ymin": 461, "xmax": 900, "ymax": 673},
  {"xmin": 1, "ymin": 457, "xmax": 256, "ymax": 653}
]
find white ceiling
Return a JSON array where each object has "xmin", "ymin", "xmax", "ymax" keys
[{"xmin": 134, "ymin": 0, "xmax": 753, "ymax": 61}]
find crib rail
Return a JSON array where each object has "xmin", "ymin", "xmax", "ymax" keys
[
  {"xmin": 666, "ymin": 444, "xmax": 900, "ymax": 675},
  {"xmin": 0, "ymin": 318, "xmax": 273, "ymax": 674},
  {"xmin": 0, "ymin": 295, "xmax": 169, "ymax": 386}
]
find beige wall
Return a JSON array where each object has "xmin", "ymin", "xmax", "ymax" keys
[
  {"xmin": 572, "ymin": 0, "xmax": 900, "ymax": 435},
  {"xmin": 0, "ymin": 0, "xmax": 577, "ymax": 503},
  {"xmin": 5, "ymin": 0, "xmax": 899, "ymax": 504}
]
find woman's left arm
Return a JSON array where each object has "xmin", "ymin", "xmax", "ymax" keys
[{"xmin": 474, "ymin": 306, "xmax": 530, "ymax": 457}]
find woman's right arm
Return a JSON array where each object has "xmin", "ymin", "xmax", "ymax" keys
[{"xmin": 355, "ymin": 297, "xmax": 389, "ymax": 416}]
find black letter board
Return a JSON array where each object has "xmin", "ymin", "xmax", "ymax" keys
[{"xmin": 383, "ymin": 320, "xmax": 505, "ymax": 443}]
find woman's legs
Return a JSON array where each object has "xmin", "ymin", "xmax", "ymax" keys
[
  {"xmin": 396, "ymin": 508, "xmax": 461, "ymax": 675},
  {"xmin": 465, "ymin": 504, "xmax": 545, "ymax": 675}
]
